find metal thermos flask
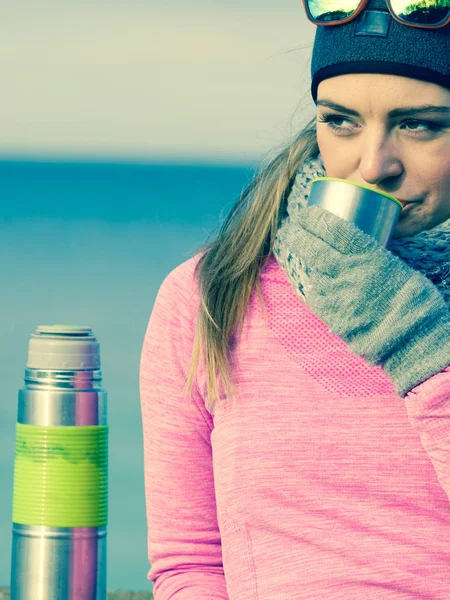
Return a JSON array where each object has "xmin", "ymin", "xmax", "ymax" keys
[
  {"xmin": 10, "ymin": 325, "xmax": 108, "ymax": 600},
  {"xmin": 307, "ymin": 177, "xmax": 402, "ymax": 246}
]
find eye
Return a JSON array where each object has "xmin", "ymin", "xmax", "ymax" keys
[
  {"xmin": 316, "ymin": 114, "xmax": 444, "ymax": 137},
  {"xmin": 316, "ymin": 114, "xmax": 357, "ymax": 135},
  {"xmin": 400, "ymin": 120, "xmax": 442, "ymax": 135}
]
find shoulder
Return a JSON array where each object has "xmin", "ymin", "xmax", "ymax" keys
[
  {"xmin": 151, "ymin": 253, "xmax": 204, "ymax": 327},
  {"xmin": 162, "ymin": 252, "xmax": 203, "ymax": 295}
]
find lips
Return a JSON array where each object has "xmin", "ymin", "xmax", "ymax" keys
[
  {"xmin": 397, "ymin": 198, "xmax": 420, "ymax": 209},
  {"xmin": 395, "ymin": 198, "xmax": 423, "ymax": 220}
]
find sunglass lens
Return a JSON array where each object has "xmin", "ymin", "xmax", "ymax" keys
[
  {"xmin": 390, "ymin": 0, "xmax": 450, "ymax": 25},
  {"xmin": 307, "ymin": 0, "xmax": 361, "ymax": 22}
]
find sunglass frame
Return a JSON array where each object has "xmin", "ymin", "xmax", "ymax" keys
[{"xmin": 302, "ymin": 0, "xmax": 450, "ymax": 29}]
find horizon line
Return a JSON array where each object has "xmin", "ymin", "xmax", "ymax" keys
[{"xmin": 0, "ymin": 151, "xmax": 261, "ymax": 170}]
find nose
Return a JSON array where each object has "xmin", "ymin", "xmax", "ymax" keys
[{"xmin": 358, "ymin": 134, "xmax": 404, "ymax": 186}]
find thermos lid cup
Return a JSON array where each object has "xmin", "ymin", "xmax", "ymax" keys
[
  {"xmin": 310, "ymin": 178, "xmax": 402, "ymax": 208},
  {"xmin": 27, "ymin": 325, "xmax": 100, "ymax": 370},
  {"xmin": 307, "ymin": 178, "xmax": 402, "ymax": 247}
]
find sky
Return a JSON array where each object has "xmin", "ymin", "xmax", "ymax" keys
[{"xmin": 0, "ymin": 1, "xmax": 317, "ymax": 164}]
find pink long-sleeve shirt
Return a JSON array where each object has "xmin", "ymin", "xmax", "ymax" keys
[{"xmin": 139, "ymin": 252, "xmax": 450, "ymax": 600}]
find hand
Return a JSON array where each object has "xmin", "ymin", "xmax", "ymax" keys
[{"xmin": 281, "ymin": 204, "xmax": 450, "ymax": 397}]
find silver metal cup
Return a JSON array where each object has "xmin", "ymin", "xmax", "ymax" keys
[
  {"xmin": 10, "ymin": 325, "xmax": 108, "ymax": 600},
  {"xmin": 307, "ymin": 178, "xmax": 402, "ymax": 247}
]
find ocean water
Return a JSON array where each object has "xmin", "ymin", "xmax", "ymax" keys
[{"xmin": 0, "ymin": 158, "xmax": 255, "ymax": 591}]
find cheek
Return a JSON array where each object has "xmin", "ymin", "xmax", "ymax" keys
[
  {"xmin": 316, "ymin": 126, "xmax": 330, "ymax": 161},
  {"xmin": 438, "ymin": 160, "xmax": 450, "ymax": 195},
  {"xmin": 422, "ymin": 155, "xmax": 450, "ymax": 204},
  {"xmin": 316, "ymin": 127, "xmax": 336, "ymax": 173},
  {"xmin": 316, "ymin": 126, "xmax": 354, "ymax": 177},
  {"xmin": 436, "ymin": 171, "xmax": 450, "ymax": 221},
  {"xmin": 409, "ymin": 150, "xmax": 450, "ymax": 224}
]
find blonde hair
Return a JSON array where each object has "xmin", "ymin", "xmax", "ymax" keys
[{"xmin": 184, "ymin": 117, "xmax": 319, "ymax": 415}]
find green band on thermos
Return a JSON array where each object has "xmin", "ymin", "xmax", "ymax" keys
[{"xmin": 13, "ymin": 423, "xmax": 108, "ymax": 527}]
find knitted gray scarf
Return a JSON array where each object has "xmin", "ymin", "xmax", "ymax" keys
[{"xmin": 273, "ymin": 155, "xmax": 450, "ymax": 306}]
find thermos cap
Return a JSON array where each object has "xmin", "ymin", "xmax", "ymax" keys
[
  {"xmin": 27, "ymin": 325, "xmax": 101, "ymax": 370},
  {"xmin": 307, "ymin": 177, "xmax": 402, "ymax": 247}
]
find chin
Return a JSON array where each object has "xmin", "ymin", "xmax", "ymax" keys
[
  {"xmin": 392, "ymin": 217, "xmax": 419, "ymax": 239},
  {"xmin": 393, "ymin": 211, "xmax": 445, "ymax": 240},
  {"xmin": 392, "ymin": 221, "xmax": 422, "ymax": 239}
]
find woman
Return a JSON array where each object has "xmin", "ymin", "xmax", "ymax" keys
[{"xmin": 140, "ymin": 0, "xmax": 450, "ymax": 596}]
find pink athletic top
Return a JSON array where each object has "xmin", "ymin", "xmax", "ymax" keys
[{"xmin": 139, "ymin": 253, "xmax": 450, "ymax": 600}]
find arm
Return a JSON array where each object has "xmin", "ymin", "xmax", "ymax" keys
[
  {"xmin": 404, "ymin": 366, "xmax": 450, "ymax": 503},
  {"xmin": 274, "ymin": 204, "xmax": 450, "ymax": 502},
  {"xmin": 139, "ymin": 259, "xmax": 229, "ymax": 599},
  {"xmin": 274, "ymin": 204, "xmax": 450, "ymax": 397}
]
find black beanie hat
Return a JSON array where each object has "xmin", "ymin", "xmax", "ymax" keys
[{"xmin": 310, "ymin": 0, "xmax": 450, "ymax": 102}]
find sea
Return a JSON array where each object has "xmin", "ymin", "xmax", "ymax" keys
[{"xmin": 0, "ymin": 157, "xmax": 255, "ymax": 592}]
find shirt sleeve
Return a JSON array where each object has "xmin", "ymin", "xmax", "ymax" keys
[
  {"xmin": 139, "ymin": 258, "xmax": 229, "ymax": 599},
  {"xmin": 404, "ymin": 365, "xmax": 450, "ymax": 502}
]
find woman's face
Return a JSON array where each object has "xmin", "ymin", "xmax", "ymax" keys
[{"xmin": 316, "ymin": 74, "xmax": 450, "ymax": 239}]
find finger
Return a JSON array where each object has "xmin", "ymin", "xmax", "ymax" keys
[
  {"xmin": 300, "ymin": 205, "xmax": 380, "ymax": 255},
  {"xmin": 284, "ymin": 219, "xmax": 348, "ymax": 279}
]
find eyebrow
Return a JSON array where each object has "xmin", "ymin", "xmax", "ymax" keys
[{"xmin": 316, "ymin": 100, "xmax": 450, "ymax": 118}]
